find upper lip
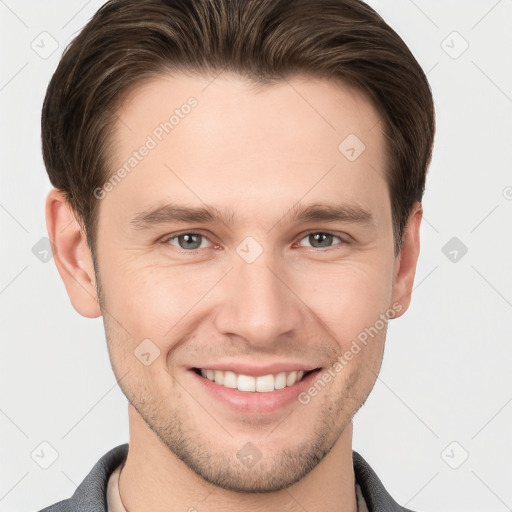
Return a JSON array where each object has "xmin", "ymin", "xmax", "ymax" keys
[{"xmin": 190, "ymin": 362, "xmax": 320, "ymax": 377}]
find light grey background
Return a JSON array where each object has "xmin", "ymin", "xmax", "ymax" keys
[{"xmin": 1, "ymin": 1, "xmax": 511, "ymax": 511}]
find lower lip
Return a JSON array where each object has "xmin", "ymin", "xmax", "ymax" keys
[{"xmin": 188, "ymin": 369, "xmax": 321, "ymax": 414}]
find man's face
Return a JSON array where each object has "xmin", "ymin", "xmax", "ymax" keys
[{"xmin": 94, "ymin": 72, "xmax": 400, "ymax": 491}]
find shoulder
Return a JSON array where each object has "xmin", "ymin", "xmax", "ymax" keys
[
  {"xmin": 36, "ymin": 443, "xmax": 129, "ymax": 512},
  {"xmin": 353, "ymin": 450, "xmax": 417, "ymax": 512}
]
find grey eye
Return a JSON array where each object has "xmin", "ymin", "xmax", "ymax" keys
[
  {"xmin": 168, "ymin": 233, "xmax": 209, "ymax": 250},
  {"xmin": 298, "ymin": 232, "xmax": 342, "ymax": 249}
]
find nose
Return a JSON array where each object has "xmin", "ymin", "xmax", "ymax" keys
[{"xmin": 212, "ymin": 250, "xmax": 304, "ymax": 350}]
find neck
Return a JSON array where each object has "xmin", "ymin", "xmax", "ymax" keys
[{"xmin": 119, "ymin": 405, "xmax": 357, "ymax": 512}]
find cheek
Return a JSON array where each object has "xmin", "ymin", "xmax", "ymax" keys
[
  {"xmin": 98, "ymin": 240, "xmax": 395, "ymax": 357},
  {"xmin": 98, "ymin": 257, "xmax": 218, "ymax": 353},
  {"xmin": 293, "ymin": 260, "xmax": 394, "ymax": 346},
  {"xmin": 99, "ymin": 254, "xmax": 183, "ymax": 319}
]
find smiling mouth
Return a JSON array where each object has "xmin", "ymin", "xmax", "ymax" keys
[{"xmin": 192, "ymin": 368, "xmax": 320, "ymax": 392}]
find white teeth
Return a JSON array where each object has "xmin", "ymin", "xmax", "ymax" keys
[
  {"xmin": 214, "ymin": 370, "xmax": 224, "ymax": 385},
  {"xmin": 198, "ymin": 368, "xmax": 309, "ymax": 392},
  {"xmin": 223, "ymin": 371, "xmax": 238, "ymax": 389},
  {"xmin": 256, "ymin": 374, "xmax": 275, "ymax": 393},
  {"xmin": 238, "ymin": 375, "xmax": 256, "ymax": 392},
  {"xmin": 274, "ymin": 372, "xmax": 287, "ymax": 390},
  {"xmin": 286, "ymin": 371, "xmax": 297, "ymax": 387}
]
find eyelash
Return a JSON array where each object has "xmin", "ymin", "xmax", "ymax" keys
[{"xmin": 160, "ymin": 230, "xmax": 349, "ymax": 254}]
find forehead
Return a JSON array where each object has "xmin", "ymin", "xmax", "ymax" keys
[
  {"xmin": 114, "ymin": 71, "xmax": 384, "ymax": 155},
  {"xmin": 103, "ymin": 71, "xmax": 389, "ymax": 229}
]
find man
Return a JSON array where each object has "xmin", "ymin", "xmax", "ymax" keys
[{"xmin": 38, "ymin": 0, "xmax": 435, "ymax": 510}]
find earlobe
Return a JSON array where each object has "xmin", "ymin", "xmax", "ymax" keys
[
  {"xmin": 45, "ymin": 188, "xmax": 101, "ymax": 318},
  {"xmin": 390, "ymin": 202, "xmax": 423, "ymax": 317}
]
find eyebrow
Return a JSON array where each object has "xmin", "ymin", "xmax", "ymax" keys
[{"xmin": 129, "ymin": 201, "xmax": 375, "ymax": 231}]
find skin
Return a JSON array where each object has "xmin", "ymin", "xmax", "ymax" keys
[{"xmin": 46, "ymin": 72, "xmax": 422, "ymax": 512}]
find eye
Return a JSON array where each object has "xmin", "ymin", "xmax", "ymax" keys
[
  {"xmin": 296, "ymin": 231, "xmax": 346, "ymax": 250},
  {"xmin": 163, "ymin": 232, "xmax": 214, "ymax": 252},
  {"xmin": 161, "ymin": 230, "xmax": 347, "ymax": 254}
]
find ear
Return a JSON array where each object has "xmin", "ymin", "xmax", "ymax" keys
[
  {"xmin": 45, "ymin": 188, "xmax": 101, "ymax": 318},
  {"xmin": 390, "ymin": 201, "xmax": 422, "ymax": 317}
]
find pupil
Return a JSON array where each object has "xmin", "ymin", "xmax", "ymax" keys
[
  {"xmin": 311, "ymin": 233, "xmax": 332, "ymax": 248},
  {"xmin": 181, "ymin": 234, "xmax": 201, "ymax": 249}
]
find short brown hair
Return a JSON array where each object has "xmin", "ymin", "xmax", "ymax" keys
[{"xmin": 42, "ymin": 0, "xmax": 435, "ymax": 257}]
